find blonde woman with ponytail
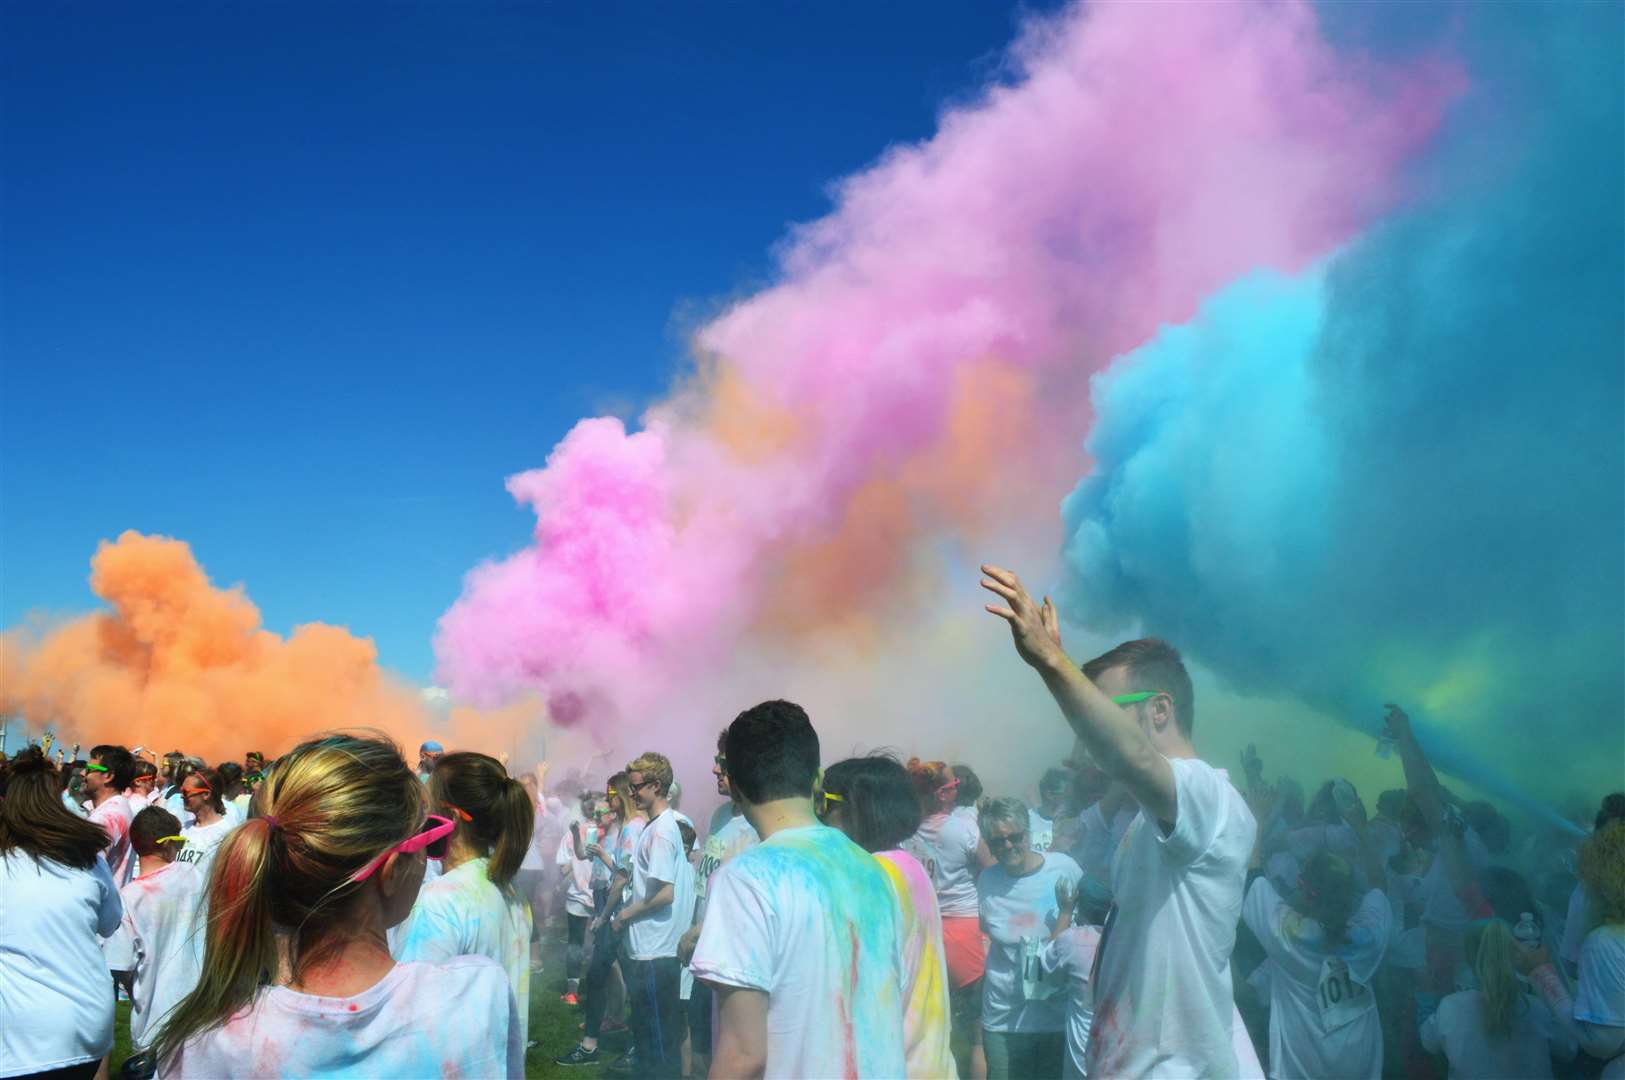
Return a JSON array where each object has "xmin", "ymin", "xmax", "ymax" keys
[
  {"xmin": 392, "ymin": 751, "xmax": 537, "ymax": 1051},
  {"xmin": 151, "ymin": 734, "xmax": 522, "ymax": 1078},
  {"xmin": 1421, "ymin": 917, "xmax": 1576, "ymax": 1078}
]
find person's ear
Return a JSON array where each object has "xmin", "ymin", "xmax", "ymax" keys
[{"xmin": 1150, "ymin": 693, "xmax": 1176, "ymax": 737}]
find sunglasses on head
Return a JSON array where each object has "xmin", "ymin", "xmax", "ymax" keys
[{"xmin": 351, "ymin": 814, "xmax": 456, "ymax": 883}]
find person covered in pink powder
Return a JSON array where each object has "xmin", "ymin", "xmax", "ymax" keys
[
  {"xmin": 86, "ymin": 743, "xmax": 138, "ymax": 887},
  {"xmin": 820, "ymin": 754, "xmax": 958, "ymax": 1079},
  {"xmin": 150, "ymin": 734, "xmax": 522, "ymax": 1078}
]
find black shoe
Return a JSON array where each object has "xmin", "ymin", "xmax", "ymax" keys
[
  {"xmin": 554, "ymin": 1044, "xmax": 600, "ymax": 1067},
  {"xmin": 607, "ymin": 1049, "xmax": 638, "ymax": 1075}
]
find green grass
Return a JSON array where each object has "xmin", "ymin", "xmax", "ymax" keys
[{"xmin": 110, "ymin": 931, "xmax": 630, "ymax": 1079}]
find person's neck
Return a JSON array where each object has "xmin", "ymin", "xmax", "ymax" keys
[
  {"xmin": 194, "ymin": 805, "xmax": 222, "ymax": 826},
  {"xmin": 89, "ymin": 785, "xmax": 117, "ymax": 808},
  {"xmin": 645, "ymin": 795, "xmax": 670, "ymax": 820},
  {"xmin": 1154, "ymin": 733, "xmax": 1199, "ymax": 761},
  {"xmin": 743, "ymin": 796, "xmax": 819, "ymax": 840},
  {"xmin": 286, "ymin": 902, "xmax": 396, "ymax": 998},
  {"xmin": 137, "ymin": 853, "xmax": 175, "ymax": 878},
  {"xmin": 441, "ymin": 834, "xmax": 482, "ymax": 874}
]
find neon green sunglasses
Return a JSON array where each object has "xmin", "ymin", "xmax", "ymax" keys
[{"xmin": 1111, "ymin": 691, "xmax": 1164, "ymax": 706}]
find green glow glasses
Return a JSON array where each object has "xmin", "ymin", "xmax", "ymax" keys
[{"xmin": 1111, "ymin": 691, "xmax": 1164, "ymax": 706}]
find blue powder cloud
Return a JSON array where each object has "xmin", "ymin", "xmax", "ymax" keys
[{"xmin": 1060, "ymin": 2, "xmax": 1622, "ymax": 812}]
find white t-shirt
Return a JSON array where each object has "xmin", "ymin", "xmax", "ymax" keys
[
  {"xmin": 697, "ymin": 806, "xmax": 759, "ymax": 916},
  {"xmin": 1420, "ymin": 989, "xmax": 1574, "ymax": 1079},
  {"xmin": 556, "ymin": 832, "xmax": 595, "ymax": 918},
  {"xmin": 390, "ymin": 856, "xmax": 533, "ymax": 1053},
  {"xmin": 1241, "ymin": 877, "xmax": 1390, "ymax": 1079},
  {"xmin": 176, "ymin": 817, "xmax": 234, "ymax": 876},
  {"xmin": 1030, "ymin": 809, "xmax": 1057, "ymax": 854},
  {"xmin": 1069, "ymin": 802, "xmax": 1136, "ymax": 890},
  {"xmin": 978, "ymin": 852, "xmax": 1084, "ymax": 1033},
  {"xmin": 905, "ymin": 811, "xmax": 983, "ymax": 918},
  {"xmin": 520, "ymin": 802, "xmax": 548, "ymax": 872},
  {"xmin": 1087, "ymin": 757, "xmax": 1257, "ymax": 1078},
  {"xmin": 614, "ymin": 817, "xmax": 647, "ymax": 905},
  {"xmin": 168, "ymin": 957, "xmax": 522, "ymax": 1078},
  {"xmin": 113, "ymin": 860, "xmax": 207, "ymax": 1049},
  {"xmin": 626, "ymin": 808, "xmax": 697, "ymax": 961},
  {"xmin": 952, "ymin": 805, "xmax": 979, "ymax": 826},
  {"xmin": 1041, "ymin": 925, "xmax": 1102, "ymax": 1080},
  {"xmin": 1575, "ymin": 924, "xmax": 1625, "ymax": 1028},
  {"xmin": 222, "ymin": 798, "xmax": 247, "ymax": 828},
  {"xmin": 0, "ymin": 852, "xmax": 122, "ymax": 1077},
  {"xmin": 691, "ymin": 824, "xmax": 906, "ymax": 1079},
  {"xmin": 89, "ymin": 793, "xmax": 136, "ymax": 886}
]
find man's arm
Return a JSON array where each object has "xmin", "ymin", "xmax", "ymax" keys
[
  {"xmin": 1386, "ymin": 705, "xmax": 1473, "ymax": 890},
  {"xmin": 709, "ymin": 985, "xmax": 769, "ymax": 1080},
  {"xmin": 981, "ymin": 565, "xmax": 1176, "ymax": 824},
  {"xmin": 613, "ymin": 880, "xmax": 674, "ymax": 931}
]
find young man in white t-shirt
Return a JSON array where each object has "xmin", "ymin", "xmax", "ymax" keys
[
  {"xmin": 690, "ymin": 700, "xmax": 907, "ymax": 1079},
  {"xmin": 611, "ymin": 751, "xmax": 696, "ymax": 1080},
  {"xmin": 982, "ymin": 567, "xmax": 1257, "ymax": 1077},
  {"xmin": 86, "ymin": 744, "xmax": 137, "ymax": 886}
]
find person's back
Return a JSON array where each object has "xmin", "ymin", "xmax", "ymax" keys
[
  {"xmin": 1090, "ymin": 756, "xmax": 1255, "ymax": 1076},
  {"xmin": 695, "ymin": 824, "xmax": 907, "ymax": 1077},
  {"xmin": 1421, "ymin": 989, "xmax": 1567, "ymax": 1079},
  {"xmin": 876, "ymin": 848, "xmax": 957, "ymax": 1080},
  {"xmin": 169, "ymin": 956, "xmax": 515, "ymax": 1078},
  {"xmin": 120, "ymin": 858, "xmax": 207, "ymax": 1050},
  {"xmin": 1241, "ymin": 870, "xmax": 1390, "ymax": 1079},
  {"xmin": 0, "ymin": 752, "xmax": 125, "ymax": 1077}
]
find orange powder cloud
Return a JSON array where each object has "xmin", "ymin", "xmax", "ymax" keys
[{"xmin": 1, "ymin": 531, "xmax": 433, "ymax": 762}]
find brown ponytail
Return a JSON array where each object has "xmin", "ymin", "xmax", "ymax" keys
[
  {"xmin": 1299, "ymin": 850, "xmax": 1359, "ymax": 945},
  {"xmin": 152, "ymin": 734, "xmax": 423, "ymax": 1068},
  {"xmin": 429, "ymin": 752, "xmax": 535, "ymax": 889}
]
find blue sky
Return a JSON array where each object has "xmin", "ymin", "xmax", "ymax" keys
[{"xmin": 2, "ymin": 1, "xmax": 1058, "ymax": 682}]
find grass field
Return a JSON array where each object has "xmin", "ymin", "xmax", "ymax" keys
[{"xmin": 110, "ymin": 928, "xmax": 631, "ymax": 1079}]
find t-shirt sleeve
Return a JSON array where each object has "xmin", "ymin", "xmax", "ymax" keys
[
  {"xmin": 1157, "ymin": 758, "xmax": 1234, "ymax": 867},
  {"xmin": 1418, "ymin": 999, "xmax": 1444, "ymax": 1054},
  {"xmin": 689, "ymin": 864, "xmax": 774, "ymax": 993},
  {"xmin": 391, "ymin": 890, "xmax": 460, "ymax": 965},
  {"xmin": 93, "ymin": 855, "xmax": 124, "ymax": 937},
  {"xmin": 1574, "ymin": 929, "xmax": 1625, "ymax": 1027}
]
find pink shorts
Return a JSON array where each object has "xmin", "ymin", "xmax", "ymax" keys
[{"xmin": 942, "ymin": 916, "xmax": 988, "ymax": 988}]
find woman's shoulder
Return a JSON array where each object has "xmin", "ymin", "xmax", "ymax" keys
[{"xmin": 395, "ymin": 954, "xmax": 509, "ymax": 995}]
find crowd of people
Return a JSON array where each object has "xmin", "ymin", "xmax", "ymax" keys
[{"xmin": 1, "ymin": 566, "xmax": 1622, "ymax": 1079}]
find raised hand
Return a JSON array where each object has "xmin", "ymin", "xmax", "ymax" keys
[
  {"xmin": 981, "ymin": 564, "xmax": 1067, "ymax": 670},
  {"xmin": 1383, "ymin": 704, "xmax": 1412, "ymax": 738},
  {"xmin": 1055, "ymin": 876, "xmax": 1076, "ymax": 912}
]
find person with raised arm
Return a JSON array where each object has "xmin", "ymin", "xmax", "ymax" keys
[{"xmin": 981, "ymin": 564, "xmax": 1257, "ymax": 1077}]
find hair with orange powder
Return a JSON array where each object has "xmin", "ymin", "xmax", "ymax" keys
[
  {"xmin": 150, "ymin": 733, "xmax": 425, "ymax": 1068},
  {"xmin": 906, "ymin": 758, "xmax": 956, "ymax": 814},
  {"xmin": 428, "ymin": 751, "xmax": 534, "ymax": 889},
  {"xmin": 1580, "ymin": 821, "xmax": 1625, "ymax": 925}
]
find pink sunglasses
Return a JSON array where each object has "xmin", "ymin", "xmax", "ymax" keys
[{"xmin": 351, "ymin": 814, "xmax": 456, "ymax": 883}]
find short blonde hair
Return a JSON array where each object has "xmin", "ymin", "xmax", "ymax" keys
[{"xmin": 625, "ymin": 751, "xmax": 674, "ymax": 797}]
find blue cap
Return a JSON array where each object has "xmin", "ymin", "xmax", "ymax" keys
[{"xmin": 420, "ymin": 740, "xmax": 444, "ymax": 753}]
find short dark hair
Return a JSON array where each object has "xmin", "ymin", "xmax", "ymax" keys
[
  {"xmin": 951, "ymin": 765, "xmax": 982, "ymax": 808},
  {"xmin": 725, "ymin": 700, "xmax": 819, "ymax": 805},
  {"xmin": 91, "ymin": 745, "xmax": 136, "ymax": 790},
  {"xmin": 1040, "ymin": 767, "xmax": 1072, "ymax": 796},
  {"xmin": 133, "ymin": 760, "xmax": 158, "ymax": 781},
  {"xmin": 1081, "ymin": 638, "xmax": 1195, "ymax": 737},
  {"xmin": 823, "ymin": 755, "xmax": 922, "ymax": 853},
  {"xmin": 187, "ymin": 768, "xmax": 226, "ymax": 815},
  {"xmin": 131, "ymin": 805, "xmax": 184, "ymax": 856},
  {"xmin": 1597, "ymin": 792, "xmax": 1625, "ymax": 831}
]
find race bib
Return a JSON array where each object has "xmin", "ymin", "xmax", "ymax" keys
[
  {"xmin": 1317, "ymin": 957, "xmax": 1374, "ymax": 1032},
  {"xmin": 1020, "ymin": 937, "xmax": 1066, "ymax": 1002}
]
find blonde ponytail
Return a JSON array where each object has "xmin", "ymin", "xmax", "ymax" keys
[
  {"xmin": 1472, "ymin": 918, "xmax": 1520, "ymax": 1038},
  {"xmin": 152, "ymin": 734, "xmax": 423, "ymax": 1067}
]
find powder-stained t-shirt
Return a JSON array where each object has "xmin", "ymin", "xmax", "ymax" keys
[
  {"xmin": 691, "ymin": 824, "xmax": 906, "ymax": 1080},
  {"xmin": 905, "ymin": 812, "xmax": 984, "ymax": 918},
  {"xmin": 1575, "ymin": 924, "xmax": 1625, "ymax": 1029},
  {"xmin": 627, "ymin": 808, "xmax": 697, "ymax": 961},
  {"xmin": 614, "ymin": 817, "xmax": 646, "ymax": 905},
  {"xmin": 1242, "ymin": 877, "xmax": 1390, "ymax": 1080},
  {"xmin": 0, "ymin": 852, "xmax": 122, "ymax": 1078},
  {"xmin": 1419, "ymin": 989, "xmax": 1574, "ymax": 1079},
  {"xmin": 391, "ymin": 856, "xmax": 534, "ymax": 1053},
  {"xmin": 168, "ymin": 957, "xmax": 522, "ymax": 1079},
  {"xmin": 978, "ymin": 852, "xmax": 1084, "ymax": 1033},
  {"xmin": 1087, "ymin": 757, "xmax": 1257, "ymax": 1079},
  {"xmin": 89, "ymin": 794, "xmax": 136, "ymax": 886},
  {"xmin": 875, "ymin": 849, "xmax": 957, "ymax": 1080},
  {"xmin": 697, "ymin": 809, "xmax": 759, "ymax": 916},
  {"xmin": 113, "ymin": 860, "xmax": 207, "ymax": 1050},
  {"xmin": 556, "ymin": 831, "xmax": 595, "ymax": 918},
  {"xmin": 176, "ymin": 817, "xmax": 234, "ymax": 877},
  {"xmin": 1040, "ymin": 925, "xmax": 1102, "ymax": 1080}
]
